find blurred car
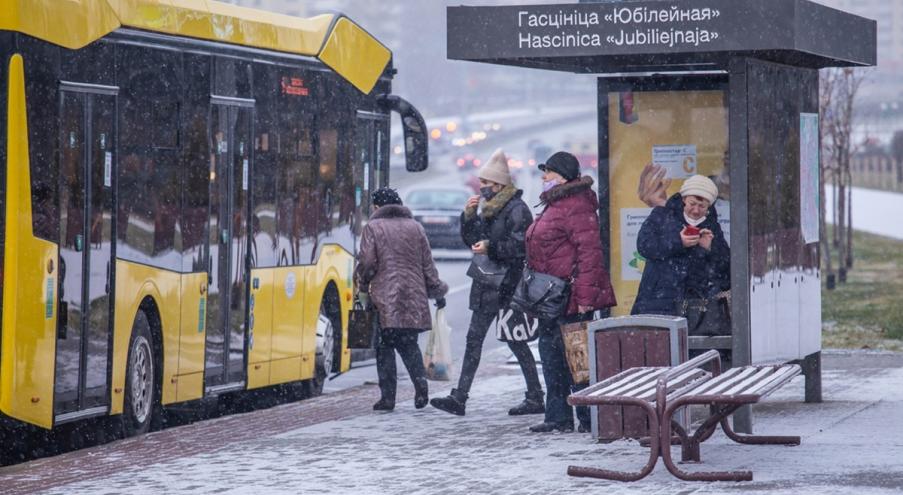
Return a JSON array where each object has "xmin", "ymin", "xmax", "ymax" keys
[
  {"xmin": 455, "ymin": 153, "xmax": 481, "ymax": 172},
  {"xmin": 405, "ymin": 187, "xmax": 472, "ymax": 250}
]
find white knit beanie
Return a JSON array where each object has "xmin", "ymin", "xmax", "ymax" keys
[
  {"xmin": 478, "ymin": 149, "xmax": 512, "ymax": 186},
  {"xmin": 679, "ymin": 175, "xmax": 718, "ymax": 203}
]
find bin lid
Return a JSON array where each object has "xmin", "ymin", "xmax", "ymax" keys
[{"xmin": 447, "ymin": 0, "xmax": 876, "ymax": 72}]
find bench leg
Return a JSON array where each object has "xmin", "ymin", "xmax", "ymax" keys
[
  {"xmin": 802, "ymin": 351, "xmax": 822, "ymax": 403},
  {"xmin": 639, "ymin": 434, "xmax": 681, "ymax": 447},
  {"xmin": 671, "ymin": 407, "xmax": 724, "ymax": 463},
  {"xmin": 720, "ymin": 415, "xmax": 800, "ymax": 446},
  {"xmin": 567, "ymin": 401, "xmax": 661, "ymax": 482},
  {"xmin": 660, "ymin": 400, "xmax": 753, "ymax": 482}
]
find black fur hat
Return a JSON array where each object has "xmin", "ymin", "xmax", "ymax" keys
[{"xmin": 372, "ymin": 187, "xmax": 402, "ymax": 207}]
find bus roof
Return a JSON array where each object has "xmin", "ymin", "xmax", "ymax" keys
[{"xmin": 0, "ymin": 0, "xmax": 391, "ymax": 93}]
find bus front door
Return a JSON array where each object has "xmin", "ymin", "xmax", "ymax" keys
[
  {"xmin": 54, "ymin": 86, "xmax": 117, "ymax": 422},
  {"xmin": 205, "ymin": 101, "xmax": 253, "ymax": 391}
]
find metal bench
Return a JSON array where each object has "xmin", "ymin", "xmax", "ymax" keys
[{"xmin": 567, "ymin": 350, "xmax": 801, "ymax": 481}]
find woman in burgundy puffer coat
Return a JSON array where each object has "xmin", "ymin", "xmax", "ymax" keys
[{"xmin": 525, "ymin": 151, "xmax": 616, "ymax": 433}]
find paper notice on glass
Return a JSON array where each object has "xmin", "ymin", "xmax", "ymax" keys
[
  {"xmin": 714, "ymin": 199, "xmax": 731, "ymax": 246},
  {"xmin": 620, "ymin": 208, "xmax": 653, "ymax": 281},
  {"xmin": 652, "ymin": 144, "xmax": 697, "ymax": 179},
  {"xmin": 104, "ymin": 152, "xmax": 112, "ymax": 187},
  {"xmin": 800, "ymin": 113, "xmax": 819, "ymax": 244},
  {"xmin": 242, "ymin": 159, "xmax": 249, "ymax": 191}
]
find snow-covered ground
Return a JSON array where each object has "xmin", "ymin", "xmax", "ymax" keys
[
  {"xmin": 825, "ymin": 186, "xmax": 903, "ymax": 240},
  {"xmin": 35, "ymin": 349, "xmax": 903, "ymax": 494}
]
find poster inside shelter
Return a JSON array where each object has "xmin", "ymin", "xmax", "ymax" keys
[
  {"xmin": 652, "ymin": 144, "xmax": 697, "ymax": 179},
  {"xmin": 800, "ymin": 113, "xmax": 819, "ymax": 244},
  {"xmin": 619, "ymin": 208, "xmax": 653, "ymax": 281}
]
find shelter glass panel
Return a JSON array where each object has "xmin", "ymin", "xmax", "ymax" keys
[{"xmin": 601, "ymin": 78, "xmax": 730, "ymax": 321}]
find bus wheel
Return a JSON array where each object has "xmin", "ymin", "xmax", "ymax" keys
[
  {"xmin": 122, "ymin": 311, "xmax": 157, "ymax": 436},
  {"xmin": 307, "ymin": 305, "xmax": 336, "ymax": 397}
]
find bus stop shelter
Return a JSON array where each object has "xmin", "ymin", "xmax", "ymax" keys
[{"xmin": 448, "ymin": 0, "xmax": 876, "ymax": 431}]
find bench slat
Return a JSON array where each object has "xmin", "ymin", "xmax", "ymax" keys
[
  {"xmin": 635, "ymin": 369, "xmax": 710, "ymax": 401},
  {"xmin": 743, "ymin": 365, "xmax": 800, "ymax": 397},
  {"xmin": 722, "ymin": 367, "xmax": 776, "ymax": 396},
  {"xmin": 614, "ymin": 370, "xmax": 677, "ymax": 398},
  {"xmin": 666, "ymin": 372, "xmax": 717, "ymax": 401},
  {"xmin": 578, "ymin": 368, "xmax": 662, "ymax": 395},
  {"xmin": 685, "ymin": 367, "xmax": 746, "ymax": 395},
  {"xmin": 691, "ymin": 367, "xmax": 759, "ymax": 396},
  {"xmin": 599, "ymin": 370, "xmax": 666, "ymax": 397},
  {"xmin": 589, "ymin": 368, "xmax": 665, "ymax": 397},
  {"xmin": 577, "ymin": 367, "xmax": 648, "ymax": 396}
]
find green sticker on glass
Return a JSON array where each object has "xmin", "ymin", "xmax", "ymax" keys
[
  {"xmin": 198, "ymin": 297, "xmax": 206, "ymax": 333},
  {"xmin": 45, "ymin": 278, "xmax": 54, "ymax": 319}
]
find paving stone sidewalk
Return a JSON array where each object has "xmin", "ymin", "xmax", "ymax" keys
[{"xmin": 3, "ymin": 350, "xmax": 903, "ymax": 494}]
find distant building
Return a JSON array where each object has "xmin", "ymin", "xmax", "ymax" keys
[
  {"xmin": 820, "ymin": 0, "xmax": 903, "ymax": 67},
  {"xmin": 819, "ymin": 0, "xmax": 902, "ymax": 107}
]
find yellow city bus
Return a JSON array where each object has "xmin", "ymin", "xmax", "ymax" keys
[{"xmin": 0, "ymin": 0, "xmax": 427, "ymax": 437}]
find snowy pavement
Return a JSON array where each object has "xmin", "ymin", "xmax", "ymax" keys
[
  {"xmin": 4, "ymin": 349, "xmax": 902, "ymax": 494},
  {"xmin": 825, "ymin": 186, "xmax": 903, "ymax": 240}
]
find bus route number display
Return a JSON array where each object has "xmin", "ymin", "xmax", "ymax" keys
[{"xmin": 281, "ymin": 76, "xmax": 309, "ymax": 97}]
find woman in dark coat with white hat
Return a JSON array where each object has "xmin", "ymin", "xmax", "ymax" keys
[{"xmin": 631, "ymin": 174, "xmax": 730, "ymax": 318}]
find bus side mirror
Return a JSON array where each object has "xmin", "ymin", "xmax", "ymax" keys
[{"xmin": 377, "ymin": 94, "xmax": 428, "ymax": 172}]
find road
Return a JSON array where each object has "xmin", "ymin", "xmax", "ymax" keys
[{"xmin": 329, "ymin": 112, "xmax": 599, "ymax": 394}]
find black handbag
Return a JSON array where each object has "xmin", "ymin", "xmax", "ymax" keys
[
  {"xmin": 466, "ymin": 254, "xmax": 507, "ymax": 289},
  {"xmin": 682, "ymin": 292, "xmax": 731, "ymax": 336},
  {"xmin": 347, "ymin": 300, "xmax": 379, "ymax": 349},
  {"xmin": 510, "ymin": 267, "xmax": 571, "ymax": 320},
  {"xmin": 496, "ymin": 306, "xmax": 539, "ymax": 342}
]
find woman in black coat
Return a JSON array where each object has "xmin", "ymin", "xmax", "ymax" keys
[
  {"xmin": 431, "ymin": 149, "xmax": 544, "ymax": 417},
  {"xmin": 631, "ymin": 175, "xmax": 730, "ymax": 320}
]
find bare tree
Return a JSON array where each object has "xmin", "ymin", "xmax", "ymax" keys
[
  {"xmin": 819, "ymin": 69, "xmax": 836, "ymax": 289},
  {"xmin": 892, "ymin": 130, "xmax": 903, "ymax": 189},
  {"xmin": 820, "ymin": 67, "xmax": 866, "ymax": 285}
]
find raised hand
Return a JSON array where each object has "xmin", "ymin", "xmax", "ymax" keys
[{"xmin": 638, "ymin": 163, "xmax": 671, "ymax": 208}]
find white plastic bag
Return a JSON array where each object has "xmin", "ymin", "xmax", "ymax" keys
[{"xmin": 423, "ymin": 308, "xmax": 453, "ymax": 381}]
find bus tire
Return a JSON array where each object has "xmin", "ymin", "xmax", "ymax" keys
[
  {"xmin": 306, "ymin": 301, "xmax": 337, "ymax": 397},
  {"xmin": 122, "ymin": 310, "xmax": 158, "ymax": 437}
]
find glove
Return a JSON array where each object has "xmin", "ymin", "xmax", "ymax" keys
[{"xmin": 434, "ymin": 297, "xmax": 446, "ymax": 309}]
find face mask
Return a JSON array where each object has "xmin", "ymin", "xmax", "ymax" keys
[
  {"xmin": 684, "ymin": 213, "xmax": 706, "ymax": 227},
  {"xmin": 480, "ymin": 186, "xmax": 497, "ymax": 200},
  {"xmin": 542, "ymin": 180, "xmax": 559, "ymax": 193}
]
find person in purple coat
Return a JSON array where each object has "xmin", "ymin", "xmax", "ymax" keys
[{"xmin": 525, "ymin": 151, "xmax": 617, "ymax": 433}]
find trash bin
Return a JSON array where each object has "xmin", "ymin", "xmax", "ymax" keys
[{"xmin": 586, "ymin": 315, "xmax": 688, "ymax": 442}]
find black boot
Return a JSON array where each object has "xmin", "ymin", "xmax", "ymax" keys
[
  {"xmin": 529, "ymin": 421, "xmax": 574, "ymax": 433},
  {"xmin": 508, "ymin": 390, "xmax": 545, "ymax": 416},
  {"xmin": 373, "ymin": 397, "xmax": 395, "ymax": 411},
  {"xmin": 414, "ymin": 378, "xmax": 429, "ymax": 409},
  {"xmin": 430, "ymin": 388, "xmax": 468, "ymax": 416}
]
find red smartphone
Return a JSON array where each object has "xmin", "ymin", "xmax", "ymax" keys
[{"xmin": 684, "ymin": 225, "xmax": 700, "ymax": 236}]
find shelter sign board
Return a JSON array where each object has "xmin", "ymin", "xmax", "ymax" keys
[{"xmin": 447, "ymin": 0, "xmax": 877, "ymax": 70}]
